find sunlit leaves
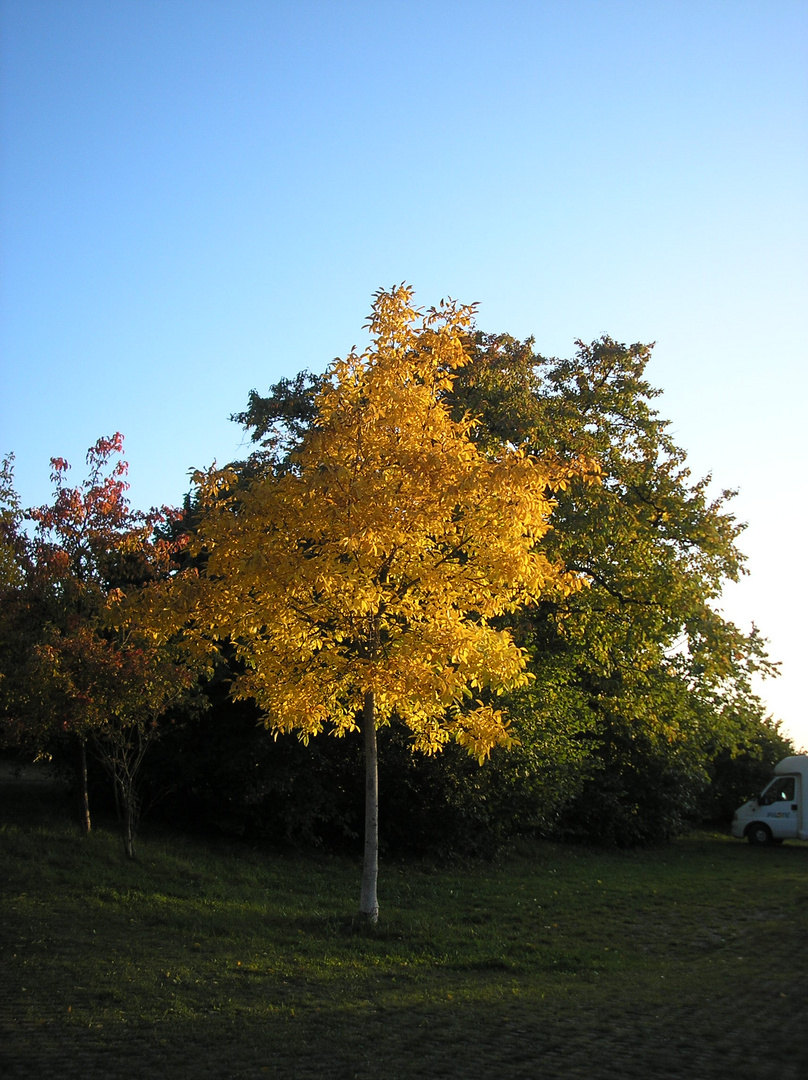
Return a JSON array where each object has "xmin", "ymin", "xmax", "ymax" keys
[
  {"xmin": 148, "ymin": 285, "xmax": 588, "ymax": 760},
  {"xmin": 449, "ymin": 329, "xmax": 779, "ymax": 824}
]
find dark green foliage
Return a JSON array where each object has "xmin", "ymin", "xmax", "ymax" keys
[
  {"xmin": 141, "ymin": 668, "xmax": 592, "ymax": 857},
  {"xmin": 142, "ymin": 680, "xmax": 365, "ymax": 848},
  {"xmin": 448, "ymin": 332, "xmax": 782, "ymax": 844},
  {"xmin": 558, "ymin": 730, "xmax": 710, "ymax": 846},
  {"xmin": 700, "ymin": 717, "xmax": 794, "ymax": 826},
  {"xmin": 376, "ymin": 717, "xmax": 589, "ymax": 857},
  {"xmin": 142, "ymin": 708, "xmax": 557, "ymax": 857},
  {"xmin": 231, "ymin": 369, "xmax": 321, "ymax": 467},
  {"xmin": 4, "ymin": 327, "xmax": 784, "ymax": 855},
  {"xmin": 198, "ymin": 328, "xmax": 784, "ymax": 850}
]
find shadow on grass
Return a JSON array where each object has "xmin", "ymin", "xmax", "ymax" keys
[
  {"xmin": 3, "ymin": 782, "xmax": 808, "ymax": 1079},
  {"xmin": 3, "ymin": 969, "xmax": 808, "ymax": 1080}
]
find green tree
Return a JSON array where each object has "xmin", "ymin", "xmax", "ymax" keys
[
  {"xmin": 235, "ymin": 328, "xmax": 780, "ymax": 845},
  {"xmin": 448, "ymin": 332, "xmax": 778, "ymax": 842}
]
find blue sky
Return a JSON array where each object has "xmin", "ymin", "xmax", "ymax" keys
[{"xmin": 1, "ymin": 0, "xmax": 806, "ymax": 747}]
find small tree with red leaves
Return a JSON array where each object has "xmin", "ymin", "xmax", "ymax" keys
[{"xmin": 0, "ymin": 434, "xmax": 200, "ymax": 856}]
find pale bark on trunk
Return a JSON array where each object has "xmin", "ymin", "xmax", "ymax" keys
[{"xmin": 359, "ymin": 689, "xmax": 379, "ymax": 924}]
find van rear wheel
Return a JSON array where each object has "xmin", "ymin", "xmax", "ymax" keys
[{"xmin": 747, "ymin": 823, "xmax": 773, "ymax": 846}]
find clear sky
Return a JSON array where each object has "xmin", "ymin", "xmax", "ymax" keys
[{"xmin": 1, "ymin": 1, "xmax": 806, "ymax": 747}]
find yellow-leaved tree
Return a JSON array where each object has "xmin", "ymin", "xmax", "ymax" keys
[{"xmin": 136, "ymin": 286, "xmax": 594, "ymax": 920}]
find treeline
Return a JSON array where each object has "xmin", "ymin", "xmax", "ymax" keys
[{"xmin": 0, "ymin": 288, "xmax": 791, "ymax": 864}]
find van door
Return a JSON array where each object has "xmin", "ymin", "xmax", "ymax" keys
[{"xmin": 758, "ymin": 775, "xmax": 800, "ymax": 840}]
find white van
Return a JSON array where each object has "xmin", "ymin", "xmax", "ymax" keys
[{"xmin": 731, "ymin": 756, "xmax": 808, "ymax": 845}]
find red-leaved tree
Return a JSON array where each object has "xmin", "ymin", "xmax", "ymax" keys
[{"xmin": 0, "ymin": 435, "xmax": 201, "ymax": 856}]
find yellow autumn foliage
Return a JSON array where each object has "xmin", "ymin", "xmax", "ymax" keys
[{"xmin": 139, "ymin": 285, "xmax": 594, "ymax": 760}]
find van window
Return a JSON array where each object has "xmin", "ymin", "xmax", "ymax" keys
[{"xmin": 763, "ymin": 777, "xmax": 795, "ymax": 802}]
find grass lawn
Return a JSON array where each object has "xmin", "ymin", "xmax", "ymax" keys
[{"xmin": 1, "ymin": 772, "xmax": 807, "ymax": 1079}]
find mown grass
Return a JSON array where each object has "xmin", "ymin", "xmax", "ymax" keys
[{"xmin": 1, "ymin": 777, "xmax": 807, "ymax": 1079}]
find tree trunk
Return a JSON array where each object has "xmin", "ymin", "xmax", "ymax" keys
[
  {"xmin": 359, "ymin": 689, "xmax": 379, "ymax": 924},
  {"xmin": 121, "ymin": 782, "xmax": 137, "ymax": 860},
  {"xmin": 77, "ymin": 738, "xmax": 91, "ymax": 835}
]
